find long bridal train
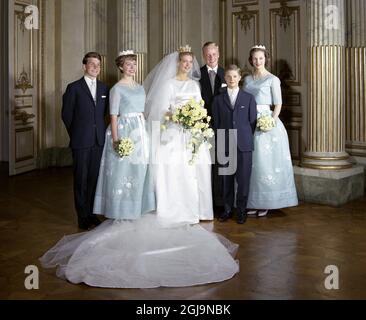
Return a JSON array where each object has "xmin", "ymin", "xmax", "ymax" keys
[{"xmin": 40, "ymin": 214, "xmax": 239, "ymax": 288}]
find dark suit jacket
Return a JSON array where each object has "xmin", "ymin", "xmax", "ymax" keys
[
  {"xmin": 212, "ymin": 88, "xmax": 257, "ymax": 152},
  {"xmin": 62, "ymin": 77, "xmax": 109, "ymax": 149},
  {"xmin": 199, "ymin": 65, "xmax": 225, "ymax": 117}
]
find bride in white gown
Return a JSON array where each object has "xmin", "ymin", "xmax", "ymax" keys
[
  {"xmin": 145, "ymin": 47, "xmax": 213, "ymax": 225},
  {"xmin": 39, "ymin": 48, "xmax": 239, "ymax": 288}
]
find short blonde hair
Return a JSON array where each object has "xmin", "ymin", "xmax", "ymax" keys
[
  {"xmin": 225, "ymin": 64, "xmax": 241, "ymax": 76},
  {"xmin": 202, "ymin": 42, "xmax": 219, "ymax": 52}
]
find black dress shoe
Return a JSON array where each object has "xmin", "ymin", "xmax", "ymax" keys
[
  {"xmin": 236, "ymin": 211, "xmax": 247, "ymax": 224},
  {"xmin": 219, "ymin": 211, "xmax": 231, "ymax": 222},
  {"xmin": 89, "ymin": 216, "xmax": 101, "ymax": 227},
  {"xmin": 78, "ymin": 219, "xmax": 91, "ymax": 230}
]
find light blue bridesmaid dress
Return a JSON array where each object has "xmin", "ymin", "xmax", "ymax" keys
[
  {"xmin": 243, "ymin": 74, "xmax": 298, "ymax": 209},
  {"xmin": 93, "ymin": 83, "xmax": 156, "ymax": 219}
]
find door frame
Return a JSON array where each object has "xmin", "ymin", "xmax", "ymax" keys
[{"xmin": 0, "ymin": 0, "xmax": 9, "ymax": 164}]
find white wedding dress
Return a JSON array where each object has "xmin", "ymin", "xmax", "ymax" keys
[
  {"xmin": 39, "ymin": 214, "xmax": 238, "ymax": 288},
  {"xmin": 153, "ymin": 78, "xmax": 214, "ymax": 225}
]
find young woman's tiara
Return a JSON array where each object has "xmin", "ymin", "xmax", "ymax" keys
[
  {"xmin": 119, "ymin": 50, "xmax": 135, "ymax": 56},
  {"xmin": 251, "ymin": 45, "xmax": 266, "ymax": 50}
]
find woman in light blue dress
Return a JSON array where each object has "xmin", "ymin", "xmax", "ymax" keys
[
  {"xmin": 243, "ymin": 45, "xmax": 298, "ymax": 216},
  {"xmin": 93, "ymin": 51, "xmax": 156, "ymax": 219}
]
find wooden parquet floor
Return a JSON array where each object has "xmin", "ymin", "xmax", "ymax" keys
[{"xmin": 1, "ymin": 165, "xmax": 365, "ymax": 299}]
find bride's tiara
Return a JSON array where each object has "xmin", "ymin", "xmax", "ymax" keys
[
  {"xmin": 251, "ymin": 45, "xmax": 266, "ymax": 50},
  {"xmin": 118, "ymin": 50, "xmax": 136, "ymax": 57},
  {"xmin": 178, "ymin": 45, "xmax": 192, "ymax": 53}
]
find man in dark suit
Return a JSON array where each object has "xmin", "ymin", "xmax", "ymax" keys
[
  {"xmin": 212, "ymin": 65, "xmax": 257, "ymax": 224},
  {"xmin": 199, "ymin": 42, "xmax": 226, "ymax": 214},
  {"xmin": 199, "ymin": 42, "xmax": 225, "ymax": 118},
  {"xmin": 62, "ymin": 52, "xmax": 109, "ymax": 230}
]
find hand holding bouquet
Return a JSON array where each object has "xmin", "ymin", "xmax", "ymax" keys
[
  {"xmin": 114, "ymin": 138, "xmax": 134, "ymax": 158},
  {"xmin": 162, "ymin": 99, "xmax": 214, "ymax": 164},
  {"xmin": 257, "ymin": 114, "xmax": 276, "ymax": 132}
]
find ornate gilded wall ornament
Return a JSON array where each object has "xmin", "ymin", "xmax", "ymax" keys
[
  {"xmin": 16, "ymin": 68, "xmax": 33, "ymax": 94},
  {"xmin": 273, "ymin": 0, "xmax": 296, "ymax": 31},
  {"xmin": 12, "ymin": 109, "xmax": 35, "ymax": 125},
  {"xmin": 237, "ymin": 6, "xmax": 255, "ymax": 33}
]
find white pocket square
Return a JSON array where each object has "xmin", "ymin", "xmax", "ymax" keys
[
  {"xmin": 221, "ymin": 83, "xmax": 228, "ymax": 88},
  {"xmin": 240, "ymin": 106, "xmax": 245, "ymax": 109},
  {"xmin": 101, "ymin": 95, "xmax": 107, "ymax": 98}
]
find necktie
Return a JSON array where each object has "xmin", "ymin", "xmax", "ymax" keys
[
  {"xmin": 208, "ymin": 70, "xmax": 216, "ymax": 94},
  {"xmin": 90, "ymin": 80, "xmax": 96, "ymax": 103},
  {"xmin": 229, "ymin": 91, "xmax": 236, "ymax": 108}
]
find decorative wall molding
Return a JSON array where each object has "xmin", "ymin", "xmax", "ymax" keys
[
  {"xmin": 272, "ymin": 0, "xmax": 296, "ymax": 31},
  {"xmin": 270, "ymin": 4, "xmax": 301, "ymax": 85}
]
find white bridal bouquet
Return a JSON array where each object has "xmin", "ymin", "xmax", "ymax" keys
[
  {"xmin": 257, "ymin": 114, "xmax": 276, "ymax": 132},
  {"xmin": 115, "ymin": 138, "xmax": 134, "ymax": 158},
  {"xmin": 162, "ymin": 98, "xmax": 214, "ymax": 164}
]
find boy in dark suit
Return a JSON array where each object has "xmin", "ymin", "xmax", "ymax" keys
[
  {"xmin": 212, "ymin": 65, "xmax": 257, "ymax": 224},
  {"xmin": 62, "ymin": 52, "xmax": 109, "ymax": 230}
]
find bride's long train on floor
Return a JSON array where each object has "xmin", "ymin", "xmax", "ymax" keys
[{"xmin": 39, "ymin": 214, "xmax": 239, "ymax": 288}]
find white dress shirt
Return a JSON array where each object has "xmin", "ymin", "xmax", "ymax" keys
[
  {"xmin": 227, "ymin": 87, "xmax": 239, "ymax": 107},
  {"xmin": 206, "ymin": 65, "xmax": 218, "ymax": 73},
  {"xmin": 84, "ymin": 76, "xmax": 97, "ymax": 102}
]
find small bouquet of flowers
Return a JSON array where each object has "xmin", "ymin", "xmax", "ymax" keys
[
  {"xmin": 162, "ymin": 98, "xmax": 214, "ymax": 164},
  {"xmin": 257, "ymin": 114, "xmax": 276, "ymax": 132},
  {"xmin": 115, "ymin": 137, "xmax": 134, "ymax": 158}
]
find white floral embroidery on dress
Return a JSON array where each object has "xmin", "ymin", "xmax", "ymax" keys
[
  {"xmin": 262, "ymin": 143, "xmax": 273, "ymax": 155},
  {"xmin": 120, "ymin": 176, "xmax": 137, "ymax": 197},
  {"xmin": 260, "ymin": 174, "xmax": 276, "ymax": 186}
]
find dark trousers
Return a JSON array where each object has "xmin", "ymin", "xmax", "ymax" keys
[
  {"xmin": 72, "ymin": 144, "xmax": 103, "ymax": 225},
  {"xmin": 221, "ymin": 150, "xmax": 252, "ymax": 212}
]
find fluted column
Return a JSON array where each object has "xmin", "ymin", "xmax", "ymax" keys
[
  {"xmin": 345, "ymin": 0, "xmax": 366, "ymax": 157},
  {"xmin": 301, "ymin": 0, "xmax": 352, "ymax": 169},
  {"xmin": 85, "ymin": 0, "xmax": 108, "ymax": 82},
  {"xmin": 162, "ymin": 0, "xmax": 183, "ymax": 55},
  {"xmin": 117, "ymin": 0, "xmax": 147, "ymax": 83}
]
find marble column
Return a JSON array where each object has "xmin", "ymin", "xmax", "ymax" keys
[
  {"xmin": 294, "ymin": 0, "xmax": 364, "ymax": 206},
  {"xmin": 117, "ymin": 0, "xmax": 147, "ymax": 83},
  {"xmin": 345, "ymin": 0, "xmax": 366, "ymax": 158},
  {"xmin": 301, "ymin": 0, "xmax": 350, "ymax": 169},
  {"xmin": 162, "ymin": 0, "xmax": 183, "ymax": 55}
]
